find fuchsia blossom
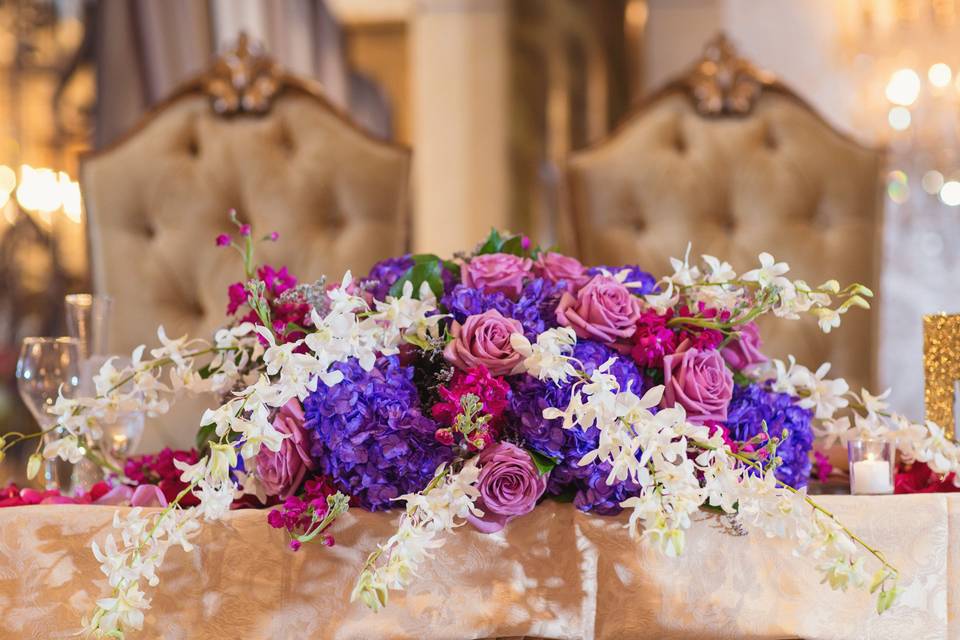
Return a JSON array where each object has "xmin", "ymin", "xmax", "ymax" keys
[
  {"xmin": 215, "ymin": 233, "xmax": 231, "ymax": 247},
  {"xmin": 630, "ymin": 309, "xmax": 677, "ymax": 369},
  {"xmin": 266, "ymin": 477, "xmax": 338, "ymax": 550},
  {"xmin": 431, "ymin": 367, "xmax": 511, "ymax": 449},
  {"xmin": 239, "ymin": 223, "xmax": 252, "ymax": 237},
  {"xmin": 226, "ymin": 264, "xmax": 310, "ymax": 343}
]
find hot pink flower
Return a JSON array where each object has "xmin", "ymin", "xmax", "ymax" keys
[
  {"xmin": 257, "ymin": 399, "xmax": 315, "ymax": 499},
  {"xmin": 556, "ymin": 275, "xmax": 641, "ymax": 347},
  {"xmin": 462, "ymin": 253, "xmax": 533, "ymax": 299},
  {"xmin": 533, "ymin": 252, "xmax": 589, "ymax": 293},
  {"xmin": 631, "ymin": 309, "xmax": 677, "ymax": 368},
  {"xmin": 444, "ymin": 310, "xmax": 525, "ymax": 376},
  {"xmin": 661, "ymin": 339, "xmax": 734, "ymax": 424}
]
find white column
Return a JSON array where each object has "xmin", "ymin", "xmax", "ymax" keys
[{"xmin": 410, "ymin": 0, "xmax": 509, "ymax": 255}]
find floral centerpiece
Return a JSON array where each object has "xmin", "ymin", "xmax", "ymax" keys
[{"xmin": 9, "ymin": 219, "xmax": 960, "ymax": 637}]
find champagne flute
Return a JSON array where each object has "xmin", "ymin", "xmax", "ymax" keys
[{"xmin": 15, "ymin": 337, "xmax": 82, "ymax": 493}]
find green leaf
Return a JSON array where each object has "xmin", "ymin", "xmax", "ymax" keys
[
  {"xmin": 412, "ymin": 253, "xmax": 443, "ymax": 265},
  {"xmin": 477, "ymin": 228, "xmax": 504, "ymax": 254},
  {"xmin": 284, "ymin": 321, "xmax": 310, "ymax": 336},
  {"xmin": 442, "ymin": 259, "xmax": 461, "ymax": 280},
  {"xmin": 196, "ymin": 422, "xmax": 217, "ymax": 453},
  {"xmin": 389, "ymin": 260, "xmax": 444, "ymax": 300},
  {"xmin": 500, "ymin": 235, "xmax": 525, "ymax": 256},
  {"xmin": 528, "ymin": 449, "xmax": 558, "ymax": 476}
]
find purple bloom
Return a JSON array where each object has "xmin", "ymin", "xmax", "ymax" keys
[
  {"xmin": 215, "ymin": 233, "xmax": 231, "ymax": 247},
  {"xmin": 268, "ymin": 231, "xmax": 280, "ymax": 242},
  {"xmin": 303, "ymin": 355, "xmax": 452, "ymax": 510},
  {"xmin": 442, "ymin": 278, "xmax": 563, "ymax": 339},
  {"xmin": 587, "ymin": 264, "xmax": 658, "ymax": 295},
  {"xmin": 360, "ymin": 255, "xmax": 414, "ymax": 301},
  {"xmin": 510, "ymin": 340, "xmax": 645, "ymax": 512},
  {"xmin": 239, "ymin": 224, "xmax": 252, "ymax": 237},
  {"xmin": 724, "ymin": 383, "xmax": 814, "ymax": 489}
]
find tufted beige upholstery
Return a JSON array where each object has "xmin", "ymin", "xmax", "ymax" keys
[
  {"xmin": 82, "ymin": 69, "xmax": 410, "ymax": 450},
  {"xmin": 566, "ymin": 60, "xmax": 882, "ymax": 394}
]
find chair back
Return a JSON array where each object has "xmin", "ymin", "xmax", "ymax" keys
[
  {"xmin": 82, "ymin": 35, "xmax": 410, "ymax": 447},
  {"xmin": 566, "ymin": 35, "xmax": 883, "ymax": 392}
]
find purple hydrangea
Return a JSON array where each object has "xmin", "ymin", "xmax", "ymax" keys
[
  {"xmin": 303, "ymin": 355, "xmax": 452, "ymax": 510},
  {"xmin": 587, "ymin": 264, "xmax": 658, "ymax": 295},
  {"xmin": 442, "ymin": 277, "xmax": 564, "ymax": 338},
  {"xmin": 724, "ymin": 383, "xmax": 814, "ymax": 489},
  {"xmin": 510, "ymin": 340, "xmax": 645, "ymax": 513},
  {"xmin": 360, "ymin": 255, "xmax": 414, "ymax": 301}
]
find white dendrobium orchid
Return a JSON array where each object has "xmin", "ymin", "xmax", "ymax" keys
[
  {"xmin": 509, "ymin": 327, "xmax": 577, "ymax": 384},
  {"xmin": 43, "ymin": 434, "xmax": 85, "ymax": 463},
  {"xmin": 742, "ymin": 252, "xmax": 791, "ymax": 290}
]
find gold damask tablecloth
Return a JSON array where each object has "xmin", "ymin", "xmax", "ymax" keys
[{"xmin": 0, "ymin": 495, "xmax": 953, "ymax": 640}]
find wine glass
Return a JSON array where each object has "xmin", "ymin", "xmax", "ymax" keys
[
  {"xmin": 64, "ymin": 293, "xmax": 144, "ymax": 469},
  {"xmin": 15, "ymin": 337, "xmax": 82, "ymax": 493}
]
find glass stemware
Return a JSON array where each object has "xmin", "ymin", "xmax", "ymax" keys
[
  {"xmin": 65, "ymin": 293, "xmax": 112, "ymax": 360},
  {"xmin": 15, "ymin": 337, "xmax": 81, "ymax": 493}
]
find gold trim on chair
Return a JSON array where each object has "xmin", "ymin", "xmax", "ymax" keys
[
  {"xmin": 204, "ymin": 32, "xmax": 283, "ymax": 116},
  {"xmin": 683, "ymin": 34, "xmax": 776, "ymax": 116}
]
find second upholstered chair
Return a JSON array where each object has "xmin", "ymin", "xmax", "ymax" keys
[{"xmin": 565, "ymin": 34, "xmax": 883, "ymax": 394}]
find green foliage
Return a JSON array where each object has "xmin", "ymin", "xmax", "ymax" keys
[
  {"xmin": 528, "ymin": 449, "xmax": 558, "ymax": 476},
  {"xmin": 389, "ymin": 257, "xmax": 444, "ymax": 300}
]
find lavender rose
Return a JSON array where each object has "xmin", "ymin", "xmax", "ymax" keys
[
  {"xmin": 555, "ymin": 275, "xmax": 641, "ymax": 346},
  {"xmin": 534, "ymin": 252, "xmax": 589, "ymax": 293},
  {"xmin": 257, "ymin": 398, "xmax": 315, "ymax": 499},
  {"xmin": 661, "ymin": 340, "xmax": 734, "ymax": 424},
  {"xmin": 463, "ymin": 253, "xmax": 533, "ymax": 299},
  {"xmin": 467, "ymin": 442, "xmax": 548, "ymax": 533},
  {"xmin": 444, "ymin": 309, "xmax": 524, "ymax": 376},
  {"xmin": 721, "ymin": 322, "xmax": 767, "ymax": 372}
]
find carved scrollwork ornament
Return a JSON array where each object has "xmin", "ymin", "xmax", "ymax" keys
[
  {"xmin": 203, "ymin": 32, "xmax": 282, "ymax": 116},
  {"xmin": 683, "ymin": 33, "xmax": 776, "ymax": 116}
]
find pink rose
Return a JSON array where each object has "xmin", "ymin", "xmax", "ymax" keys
[
  {"xmin": 463, "ymin": 253, "xmax": 533, "ymax": 299},
  {"xmin": 555, "ymin": 275, "xmax": 641, "ymax": 346},
  {"xmin": 661, "ymin": 340, "xmax": 734, "ymax": 424},
  {"xmin": 721, "ymin": 322, "xmax": 767, "ymax": 372},
  {"xmin": 466, "ymin": 442, "xmax": 547, "ymax": 533},
  {"xmin": 257, "ymin": 399, "xmax": 315, "ymax": 499},
  {"xmin": 533, "ymin": 252, "xmax": 589, "ymax": 293},
  {"xmin": 444, "ymin": 309, "xmax": 524, "ymax": 376}
]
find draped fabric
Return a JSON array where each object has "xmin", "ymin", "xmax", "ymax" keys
[
  {"xmin": 0, "ymin": 496, "xmax": 952, "ymax": 639},
  {"xmin": 92, "ymin": 0, "xmax": 392, "ymax": 148}
]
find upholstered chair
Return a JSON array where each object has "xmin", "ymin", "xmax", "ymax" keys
[
  {"xmin": 81, "ymin": 36, "xmax": 410, "ymax": 449},
  {"xmin": 565, "ymin": 35, "xmax": 883, "ymax": 395}
]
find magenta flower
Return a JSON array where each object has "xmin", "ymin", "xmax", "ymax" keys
[
  {"xmin": 239, "ymin": 223, "xmax": 252, "ymax": 237},
  {"xmin": 268, "ymin": 231, "xmax": 280, "ymax": 241},
  {"xmin": 215, "ymin": 233, "xmax": 231, "ymax": 247}
]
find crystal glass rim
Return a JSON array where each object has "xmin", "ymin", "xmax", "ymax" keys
[
  {"xmin": 20, "ymin": 336, "xmax": 82, "ymax": 346},
  {"xmin": 65, "ymin": 293, "xmax": 113, "ymax": 307}
]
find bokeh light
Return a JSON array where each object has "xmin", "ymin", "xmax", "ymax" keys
[
  {"xmin": 887, "ymin": 106, "xmax": 911, "ymax": 130},
  {"xmin": 928, "ymin": 63, "xmax": 952, "ymax": 88},
  {"xmin": 887, "ymin": 170, "xmax": 909, "ymax": 203},
  {"xmin": 886, "ymin": 68, "xmax": 921, "ymax": 105},
  {"xmin": 922, "ymin": 170, "xmax": 945, "ymax": 194},
  {"xmin": 939, "ymin": 180, "xmax": 960, "ymax": 206}
]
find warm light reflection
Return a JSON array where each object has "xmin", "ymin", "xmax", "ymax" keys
[
  {"xmin": 940, "ymin": 180, "xmax": 960, "ymax": 206},
  {"xmin": 929, "ymin": 63, "xmax": 953, "ymax": 88},
  {"xmin": 922, "ymin": 170, "xmax": 945, "ymax": 194},
  {"xmin": 888, "ymin": 106, "xmax": 911, "ymax": 130},
  {"xmin": 9, "ymin": 163, "xmax": 82, "ymax": 223},
  {"xmin": 886, "ymin": 68, "xmax": 921, "ymax": 105}
]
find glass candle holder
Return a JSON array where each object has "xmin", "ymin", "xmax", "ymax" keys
[{"xmin": 848, "ymin": 439, "xmax": 895, "ymax": 495}]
